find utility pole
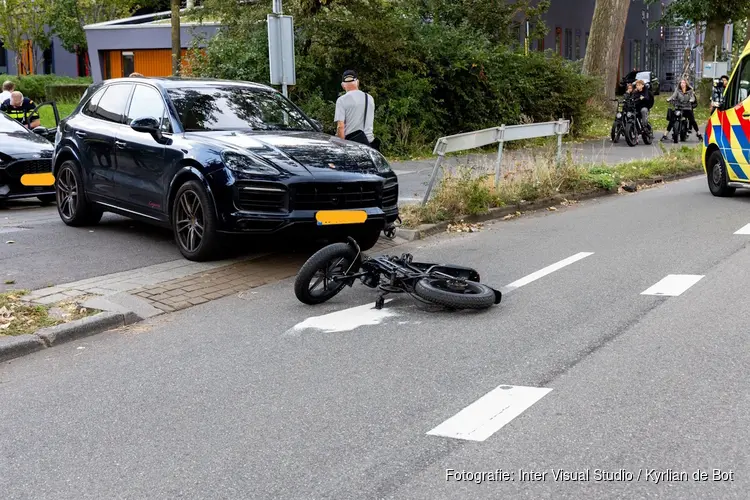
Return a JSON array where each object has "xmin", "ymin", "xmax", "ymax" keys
[{"xmin": 171, "ymin": 0, "xmax": 181, "ymax": 76}]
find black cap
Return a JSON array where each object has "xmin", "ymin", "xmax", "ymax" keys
[{"xmin": 342, "ymin": 70, "xmax": 357, "ymax": 82}]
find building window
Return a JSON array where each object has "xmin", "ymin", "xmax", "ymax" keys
[
  {"xmin": 565, "ymin": 28, "xmax": 573, "ymax": 59},
  {"xmin": 122, "ymin": 51, "xmax": 135, "ymax": 77},
  {"xmin": 43, "ymin": 44, "xmax": 54, "ymax": 75},
  {"xmin": 0, "ymin": 40, "xmax": 6, "ymax": 73},
  {"xmin": 537, "ymin": 37, "xmax": 545, "ymax": 51},
  {"xmin": 575, "ymin": 30, "xmax": 581, "ymax": 60},
  {"xmin": 555, "ymin": 27, "xmax": 562, "ymax": 55},
  {"xmin": 632, "ymin": 40, "xmax": 642, "ymax": 70}
]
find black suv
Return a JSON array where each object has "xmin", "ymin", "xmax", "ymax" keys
[{"xmin": 52, "ymin": 78, "xmax": 399, "ymax": 260}]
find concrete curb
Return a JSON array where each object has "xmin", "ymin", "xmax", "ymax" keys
[
  {"xmin": 0, "ymin": 310, "xmax": 143, "ymax": 363},
  {"xmin": 396, "ymin": 170, "xmax": 703, "ymax": 241}
]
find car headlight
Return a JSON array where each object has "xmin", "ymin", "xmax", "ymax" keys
[
  {"xmin": 221, "ymin": 151, "xmax": 280, "ymax": 176},
  {"xmin": 367, "ymin": 148, "xmax": 391, "ymax": 173}
]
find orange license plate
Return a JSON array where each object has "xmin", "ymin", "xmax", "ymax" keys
[
  {"xmin": 315, "ymin": 210, "xmax": 367, "ymax": 225},
  {"xmin": 21, "ymin": 173, "xmax": 55, "ymax": 186}
]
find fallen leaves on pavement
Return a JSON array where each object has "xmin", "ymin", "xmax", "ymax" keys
[
  {"xmin": 0, "ymin": 291, "xmax": 97, "ymax": 336},
  {"xmin": 447, "ymin": 221, "xmax": 484, "ymax": 233}
]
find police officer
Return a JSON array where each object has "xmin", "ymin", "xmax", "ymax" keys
[{"xmin": 1, "ymin": 91, "xmax": 40, "ymax": 128}]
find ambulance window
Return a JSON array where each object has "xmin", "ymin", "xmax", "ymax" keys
[{"xmin": 729, "ymin": 57, "xmax": 750, "ymax": 107}]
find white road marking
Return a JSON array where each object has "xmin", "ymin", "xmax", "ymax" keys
[
  {"xmin": 734, "ymin": 223, "xmax": 750, "ymax": 234},
  {"xmin": 641, "ymin": 274, "xmax": 704, "ymax": 296},
  {"xmin": 286, "ymin": 299, "xmax": 398, "ymax": 335},
  {"xmin": 426, "ymin": 385, "xmax": 552, "ymax": 442},
  {"xmin": 501, "ymin": 252, "xmax": 594, "ymax": 293}
]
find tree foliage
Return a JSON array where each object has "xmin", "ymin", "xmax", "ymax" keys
[
  {"xmin": 648, "ymin": 0, "xmax": 750, "ymax": 26},
  {"xmin": 187, "ymin": 0, "xmax": 594, "ymax": 156},
  {"xmin": 0, "ymin": 0, "xmax": 54, "ymax": 74}
]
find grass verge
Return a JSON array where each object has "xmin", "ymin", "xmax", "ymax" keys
[
  {"xmin": 38, "ymin": 100, "xmax": 78, "ymax": 129},
  {"xmin": 400, "ymin": 144, "xmax": 702, "ymax": 228},
  {"xmin": 0, "ymin": 290, "xmax": 98, "ymax": 337}
]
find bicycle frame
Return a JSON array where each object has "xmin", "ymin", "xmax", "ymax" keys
[{"xmin": 328, "ymin": 237, "xmax": 501, "ymax": 308}]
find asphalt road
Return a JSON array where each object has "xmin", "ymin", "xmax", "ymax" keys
[
  {"xmin": 0, "ymin": 137, "xmax": 691, "ymax": 293},
  {"xmin": 2, "ymin": 171, "xmax": 748, "ymax": 499},
  {"xmin": 0, "ymin": 201, "xmax": 181, "ymax": 292}
]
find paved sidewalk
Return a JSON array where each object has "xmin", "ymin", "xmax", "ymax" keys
[{"xmin": 20, "ymin": 235, "xmax": 410, "ymax": 317}]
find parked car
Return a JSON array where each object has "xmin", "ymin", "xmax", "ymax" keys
[
  {"xmin": 617, "ymin": 70, "xmax": 660, "ymax": 95},
  {"xmin": 0, "ymin": 103, "xmax": 60, "ymax": 205},
  {"xmin": 52, "ymin": 77, "xmax": 400, "ymax": 261}
]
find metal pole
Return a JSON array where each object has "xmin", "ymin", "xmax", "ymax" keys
[
  {"xmin": 494, "ymin": 125, "xmax": 505, "ymax": 189},
  {"xmin": 272, "ymin": 0, "xmax": 288, "ymax": 98},
  {"xmin": 556, "ymin": 119, "xmax": 563, "ymax": 168},
  {"xmin": 422, "ymin": 151, "xmax": 445, "ymax": 206}
]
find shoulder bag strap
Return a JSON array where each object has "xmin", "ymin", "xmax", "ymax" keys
[{"xmin": 363, "ymin": 92, "xmax": 368, "ymax": 132}]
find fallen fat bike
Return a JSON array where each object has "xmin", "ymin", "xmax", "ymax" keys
[{"xmin": 294, "ymin": 237, "xmax": 502, "ymax": 310}]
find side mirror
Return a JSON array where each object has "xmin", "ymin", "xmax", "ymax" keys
[
  {"xmin": 32, "ymin": 126, "xmax": 49, "ymax": 135},
  {"xmin": 131, "ymin": 116, "xmax": 168, "ymax": 144}
]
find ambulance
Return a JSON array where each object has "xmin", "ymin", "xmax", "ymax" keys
[{"xmin": 703, "ymin": 39, "xmax": 750, "ymax": 196}]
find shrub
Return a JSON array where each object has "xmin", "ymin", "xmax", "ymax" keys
[
  {"xmin": 190, "ymin": 1, "xmax": 596, "ymax": 157},
  {"xmin": 0, "ymin": 75, "xmax": 93, "ymax": 102},
  {"xmin": 45, "ymin": 84, "xmax": 90, "ymax": 103}
]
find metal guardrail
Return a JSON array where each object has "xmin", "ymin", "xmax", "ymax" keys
[{"xmin": 421, "ymin": 118, "xmax": 570, "ymax": 205}]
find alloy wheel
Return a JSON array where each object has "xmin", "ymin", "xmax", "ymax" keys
[
  {"xmin": 175, "ymin": 190, "xmax": 205, "ymax": 253},
  {"xmin": 56, "ymin": 167, "xmax": 77, "ymax": 220},
  {"xmin": 308, "ymin": 257, "xmax": 349, "ymax": 297}
]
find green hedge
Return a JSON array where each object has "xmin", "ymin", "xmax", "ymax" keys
[
  {"xmin": 45, "ymin": 84, "xmax": 91, "ymax": 103},
  {"xmin": 0, "ymin": 75, "xmax": 93, "ymax": 102}
]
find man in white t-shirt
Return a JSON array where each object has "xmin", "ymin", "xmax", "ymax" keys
[
  {"xmin": 334, "ymin": 70, "xmax": 380, "ymax": 150},
  {"xmin": 0, "ymin": 80, "xmax": 14, "ymax": 107}
]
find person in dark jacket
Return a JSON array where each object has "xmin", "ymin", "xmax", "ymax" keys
[
  {"xmin": 661, "ymin": 79, "xmax": 702, "ymax": 142},
  {"xmin": 631, "ymin": 79, "xmax": 654, "ymax": 128}
]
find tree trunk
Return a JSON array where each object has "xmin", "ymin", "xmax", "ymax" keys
[
  {"xmin": 582, "ymin": 0, "xmax": 631, "ymax": 103},
  {"xmin": 744, "ymin": 18, "xmax": 750, "ymax": 52},
  {"xmin": 699, "ymin": 20, "xmax": 725, "ymax": 106},
  {"xmin": 171, "ymin": 0, "xmax": 181, "ymax": 76}
]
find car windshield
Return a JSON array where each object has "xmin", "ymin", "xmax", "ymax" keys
[
  {"xmin": 0, "ymin": 112, "xmax": 28, "ymax": 133},
  {"xmin": 166, "ymin": 86, "xmax": 316, "ymax": 132}
]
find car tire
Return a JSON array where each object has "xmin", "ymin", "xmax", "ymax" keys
[
  {"xmin": 172, "ymin": 180, "xmax": 220, "ymax": 261},
  {"xmin": 707, "ymin": 150, "xmax": 735, "ymax": 197},
  {"xmin": 38, "ymin": 194, "xmax": 56, "ymax": 205},
  {"xmin": 55, "ymin": 160, "xmax": 103, "ymax": 226}
]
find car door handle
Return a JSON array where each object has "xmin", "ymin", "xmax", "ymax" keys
[
  {"xmin": 115, "ymin": 140, "xmax": 126, "ymax": 149},
  {"xmin": 75, "ymin": 131, "xmax": 87, "ymax": 138}
]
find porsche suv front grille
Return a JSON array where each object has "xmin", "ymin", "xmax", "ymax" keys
[{"xmin": 291, "ymin": 182, "xmax": 381, "ymax": 210}]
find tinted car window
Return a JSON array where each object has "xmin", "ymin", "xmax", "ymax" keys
[
  {"xmin": 82, "ymin": 87, "xmax": 105, "ymax": 118},
  {"xmin": 166, "ymin": 86, "xmax": 315, "ymax": 132},
  {"xmin": 94, "ymin": 84, "xmax": 134, "ymax": 123},
  {"xmin": 126, "ymin": 84, "xmax": 167, "ymax": 126}
]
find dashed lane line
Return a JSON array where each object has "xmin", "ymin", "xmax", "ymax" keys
[
  {"xmin": 640, "ymin": 274, "xmax": 704, "ymax": 296},
  {"xmin": 426, "ymin": 385, "xmax": 553, "ymax": 442},
  {"xmin": 501, "ymin": 252, "xmax": 595, "ymax": 294}
]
